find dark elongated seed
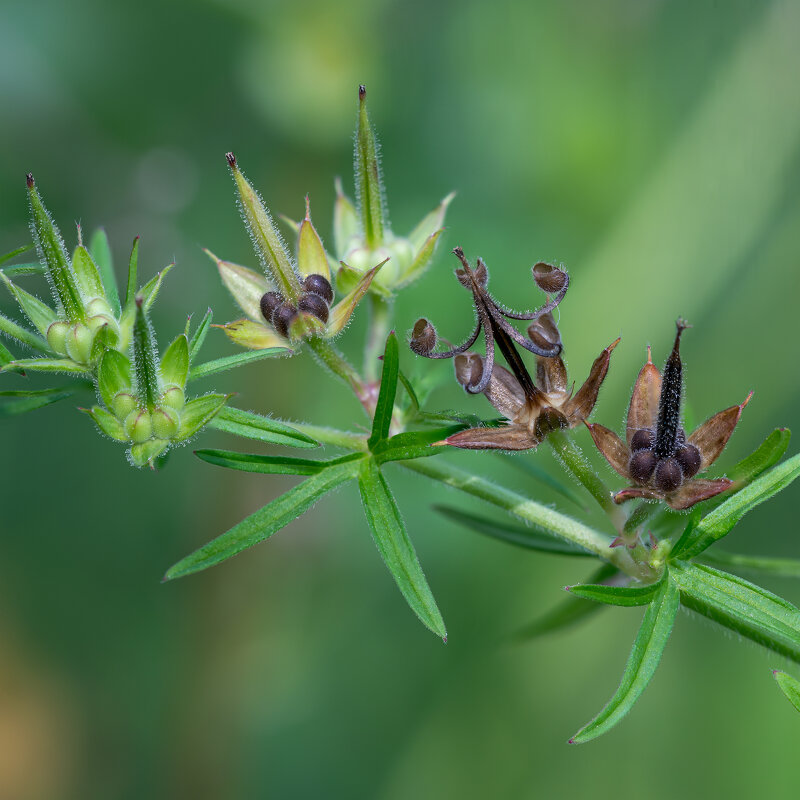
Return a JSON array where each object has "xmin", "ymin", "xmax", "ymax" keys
[
  {"xmin": 676, "ymin": 444, "xmax": 702, "ymax": 478},
  {"xmin": 629, "ymin": 450, "xmax": 657, "ymax": 483},
  {"xmin": 303, "ymin": 274, "xmax": 333, "ymax": 304},
  {"xmin": 272, "ymin": 302, "xmax": 297, "ymax": 338},
  {"xmin": 298, "ymin": 292, "xmax": 329, "ymax": 323},
  {"xmin": 260, "ymin": 291, "xmax": 282, "ymax": 324},
  {"xmin": 630, "ymin": 428, "xmax": 655, "ymax": 452},
  {"xmin": 654, "ymin": 457, "xmax": 683, "ymax": 492}
]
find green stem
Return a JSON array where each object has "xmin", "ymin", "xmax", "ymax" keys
[
  {"xmin": 400, "ymin": 458, "xmax": 642, "ymax": 578},
  {"xmin": 364, "ymin": 293, "xmax": 392, "ymax": 382},
  {"xmin": 306, "ymin": 336, "xmax": 374, "ymax": 415},
  {"xmin": 292, "ymin": 422, "xmax": 367, "ymax": 452},
  {"xmin": 623, "ymin": 501, "xmax": 657, "ymax": 535}
]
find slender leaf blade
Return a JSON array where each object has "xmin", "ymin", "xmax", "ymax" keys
[
  {"xmin": 164, "ymin": 457, "xmax": 360, "ymax": 580},
  {"xmin": 773, "ymin": 670, "xmax": 800, "ymax": 713},
  {"xmin": 189, "ymin": 308, "xmax": 213, "ymax": 362},
  {"xmin": 374, "ymin": 425, "xmax": 466, "ymax": 463},
  {"xmin": 367, "ymin": 332, "xmax": 399, "ymax": 449},
  {"xmin": 0, "ymin": 244, "xmax": 34, "ymax": 265},
  {"xmin": 207, "ymin": 405, "xmax": 317, "ymax": 448},
  {"xmin": 88, "ymin": 228, "xmax": 120, "ymax": 314},
  {"xmin": 2, "ymin": 262, "xmax": 46, "ymax": 277},
  {"xmin": 195, "ymin": 450, "xmax": 328, "ymax": 475},
  {"xmin": 699, "ymin": 550, "xmax": 800, "ymax": 578},
  {"xmin": 1, "ymin": 358, "xmax": 90, "ymax": 374},
  {"xmin": 187, "ymin": 348, "xmax": 285, "ymax": 381},
  {"xmin": 567, "ymin": 581, "xmax": 660, "ymax": 608},
  {"xmin": 728, "ymin": 428, "xmax": 791, "ymax": 483},
  {"xmin": 0, "ymin": 313, "xmax": 50, "ymax": 352},
  {"xmin": 358, "ymin": 457, "xmax": 446, "ymax": 639},
  {"xmin": 570, "ymin": 575, "xmax": 679, "ymax": 744}
]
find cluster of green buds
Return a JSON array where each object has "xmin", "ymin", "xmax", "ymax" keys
[{"xmin": 83, "ymin": 298, "xmax": 227, "ymax": 467}]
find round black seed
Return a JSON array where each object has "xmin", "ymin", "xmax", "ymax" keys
[
  {"xmin": 676, "ymin": 444, "xmax": 702, "ymax": 478},
  {"xmin": 629, "ymin": 450, "xmax": 657, "ymax": 484},
  {"xmin": 298, "ymin": 292, "xmax": 329, "ymax": 324},
  {"xmin": 630, "ymin": 428, "xmax": 655, "ymax": 452},
  {"xmin": 654, "ymin": 457, "xmax": 683, "ymax": 493},
  {"xmin": 303, "ymin": 274, "xmax": 333, "ymax": 304},
  {"xmin": 260, "ymin": 291, "xmax": 282, "ymax": 324},
  {"xmin": 272, "ymin": 302, "xmax": 297, "ymax": 338}
]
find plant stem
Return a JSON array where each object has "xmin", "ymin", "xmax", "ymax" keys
[
  {"xmin": 400, "ymin": 457, "xmax": 643, "ymax": 579},
  {"xmin": 292, "ymin": 422, "xmax": 367, "ymax": 452},
  {"xmin": 624, "ymin": 501, "xmax": 657, "ymax": 534},
  {"xmin": 364, "ymin": 293, "xmax": 392, "ymax": 382},
  {"xmin": 305, "ymin": 336, "xmax": 375, "ymax": 415}
]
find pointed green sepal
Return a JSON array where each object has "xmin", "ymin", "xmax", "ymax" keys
[
  {"xmin": 82, "ymin": 405, "xmax": 128, "ymax": 441},
  {"xmin": 354, "ymin": 86, "xmax": 386, "ymax": 250},
  {"xmin": 396, "ymin": 228, "xmax": 443, "ymax": 289},
  {"xmin": 129, "ymin": 438, "xmax": 169, "ymax": 468},
  {"xmin": 98, "ymin": 349, "xmax": 132, "ymax": 408},
  {"xmin": 1, "ymin": 272, "xmax": 57, "ymax": 336},
  {"xmin": 333, "ymin": 176, "xmax": 359, "ymax": 259},
  {"xmin": 773, "ymin": 670, "xmax": 800, "ymax": 713},
  {"xmin": 160, "ymin": 334, "xmax": 190, "ymax": 387},
  {"xmin": 124, "ymin": 236, "xmax": 140, "ymax": 308},
  {"xmin": 296, "ymin": 197, "xmax": 331, "ymax": 281},
  {"xmin": 226, "ymin": 153, "xmax": 300, "ymax": 300},
  {"xmin": 189, "ymin": 308, "xmax": 212, "ymax": 362},
  {"xmin": 214, "ymin": 319, "xmax": 291, "ymax": 351},
  {"xmin": 71, "ymin": 244, "xmax": 105, "ymax": 299},
  {"xmin": 206, "ymin": 250, "xmax": 271, "ymax": 322},
  {"xmin": 88, "ymin": 228, "xmax": 120, "ymax": 315},
  {"xmin": 140, "ymin": 263, "xmax": 174, "ymax": 313},
  {"xmin": 326, "ymin": 259, "xmax": 388, "ymax": 337},
  {"xmin": 408, "ymin": 192, "xmax": 454, "ymax": 254},
  {"xmin": 174, "ymin": 393, "xmax": 228, "ymax": 441}
]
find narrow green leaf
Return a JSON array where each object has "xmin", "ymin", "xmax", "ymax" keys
[
  {"xmin": 358, "ymin": 457, "xmax": 446, "ymax": 639},
  {"xmin": 0, "ymin": 389, "xmax": 74, "ymax": 416},
  {"xmin": 728, "ymin": 428, "xmax": 791, "ymax": 483},
  {"xmin": 98, "ymin": 349, "xmax": 132, "ymax": 409},
  {"xmin": 568, "ymin": 581, "xmax": 660, "ymax": 608},
  {"xmin": 354, "ymin": 85, "xmax": 385, "ymax": 249},
  {"xmin": 1, "ymin": 358, "xmax": 90, "ymax": 374},
  {"xmin": 397, "ymin": 369, "xmax": 420, "ymax": 415},
  {"xmin": 0, "ymin": 244, "xmax": 34, "ymax": 265},
  {"xmin": 0, "ymin": 313, "xmax": 49, "ymax": 352},
  {"xmin": 671, "ymin": 561, "xmax": 800, "ymax": 663},
  {"xmin": 496, "ymin": 453, "xmax": 586, "ymax": 509},
  {"xmin": 189, "ymin": 308, "xmax": 212, "ymax": 362},
  {"xmin": 0, "ymin": 340, "xmax": 14, "ymax": 369},
  {"xmin": 187, "ymin": 348, "xmax": 285, "ymax": 381},
  {"xmin": 699, "ymin": 549, "xmax": 800, "ymax": 578},
  {"xmin": 373, "ymin": 425, "xmax": 465, "ymax": 463},
  {"xmin": 140, "ymin": 262, "xmax": 174, "ymax": 313},
  {"xmin": 160, "ymin": 334, "xmax": 189, "ymax": 387},
  {"xmin": 515, "ymin": 563, "xmax": 617, "ymax": 640},
  {"xmin": 773, "ymin": 670, "xmax": 800, "ymax": 713},
  {"xmin": 164, "ymin": 457, "xmax": 360, "ymax": 580},
  {"xmin": 570, "ymin": 576, "xmax": 679, "ymax": 744},
  {"xmin": 367, "ymin": 331, "xmax": 399, "ymax": 449},
  {"xmin": 674, "ymin": 453, "xmax": 800, "ymax": 559},
  {"xmin": 125, "ymin": 237, "xmax": 140, "ymax": 307},
  {"xmin": 88, "ymin": 228, "xmax": 120, "ymax": 315},
  {"xmin": 207, "ymin": 405, "xmax": 318, "ymax": 448},
  {"xmin": 195, "ymin": 449, "xmax": 330, "ymax": 475},
  {"xmin": 2, "ymin": 262, "xmax": 46, "ymax": 277},
  {"xmin": 1, "ymin": 273, "xmax": 57, "ymax": 336},
  {"xmin": 434, "ymin": 505, "xmax": 592, "ymax": 557}
]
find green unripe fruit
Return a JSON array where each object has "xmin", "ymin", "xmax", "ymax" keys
[
  {"xmin": 125, "ymin": 409, "xmax": 153, "ymax": 443},
  {"xmin": 111, "ymin": 391, "xmax": 138, "ymax": 420},
  {"xmin": 85, "ymin": 297, "xmax": 113, "ymax": 318},
  {"xmin": 65, "ymin": 323, "xmax": 93, "ymax": 363},
  {"xmin": 46, "ymin": 321, "xmax": 70, "ymax": 355},
  {"xmin": 386, "ymin": 235, "xmax": 414, "ymax": 274},
  {"xmin": 87, "ymin": 312, "xmax": 118, "ymax": 335},
  {"xmin": 160, "ymin": 385, "xmax": 186, "ymax": 411},
  {"xmin": 152, "ymin": 406, "xmax": 180, "ymax": 439}
]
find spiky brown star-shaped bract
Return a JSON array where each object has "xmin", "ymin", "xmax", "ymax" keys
[{"xmin": 586, "ymin": 320, "xmax": 752, "ymax": 510}]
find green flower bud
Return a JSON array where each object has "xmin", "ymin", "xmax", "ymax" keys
[
  {"xmin": 152, "ymin": 406, "xmax": 180, "ymax": 438},
  {"xmin": 160, "ymin": 385, "xmax": 185, "ymax": 411},
  {"xmin": 125, "ymin": 409, "xmax": 153, "ymax": 443},
  {"xmin": 111, "ymin": 391, "xmax": 138, "ymax": 420},
  {"xmin": 85, "ymin": 297, "xmax": 114, "ymax": 318},
  {"xmin": 65, "ymin": 323, "xmax": 93, "ymax": 363},
  {"xmin": 46, "ymin": 321, "xmax": 70, "ymax": 355}
]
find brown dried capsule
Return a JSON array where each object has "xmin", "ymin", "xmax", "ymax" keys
[
  {"xmin": 298, "ymin": 292, "xmax": 329, "ymax": 324},
  {"xmin": 629, "ymin": 449, "xmax": 657, "ymax": 483},
  {"xmin": 410, "ymin": 318, "xmax": 437, "ymax": 356},
  {"xmin": 528, "ymin": 311, "xmax": 562, "ymax": 352},
  {"xmin": 260, "ymin": 291, "xmax": 282, "ymax": 324},
  {"xmin": 630, "ymin": 428, "xmax": 655, "ymax": 452},
  {"xmin": 532, "ymin": 262, "xmax": 568, "ymax": 294},
  {"xmin": 272, "ymin": 302, "xmax": 298, "ymax": 338},
  {"xmin": 303, "ymin": 274, "xmax": 334, "ymax": 304},
  {"xmin": 654, "ymin": 457, "xmax": 683, "ymax": 493}
]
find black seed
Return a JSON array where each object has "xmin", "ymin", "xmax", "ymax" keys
[
  {"xmin": 676, "ymin": 444, "xmax": 702, "ymax": 478},
  {"xmin": 629, "ymin": 450, "xmax": 657, "ymax": 484},
  {"xmin": 298, "ymin": 292, "xmax": 329, "ymax": 324},
  {"xmin": 272, "ymin": 302, "xmax": 297, "ymax": 338},
  {"xmin": 654, "ymin": 457, "xmax": 683, "ymax": 493},
  {"xmin": 260, "ymin": 291, "xmax": 282, "ymax": 324},
  {"xmin": 303, "ymin": 274, "xmax": 334, "ymax": 304},
  {"xmin": 630, "ymin": 428, "xmax": 655, "ymax": 452}
]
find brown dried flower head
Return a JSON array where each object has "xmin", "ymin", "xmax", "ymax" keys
[{"xmin": 586, "ymin": 320, "xmax": 752, "ymax": 510}]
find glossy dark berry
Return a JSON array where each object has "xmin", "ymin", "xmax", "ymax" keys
[
  {"xmin": 676, "ymin": 443, "xmax": 702, "ymax": 478},
  {"xmin": 303, "ymin": 274, "xmax": 333, "ymax": 304},
  {"xmin": 654, "ymin": 457, "xmax": 683, "ymax": 493},
  {"xmin": 272, "ymin": 302, "xmax": 298, "ymax": 338},
  {"xmin": 629, "ymin": 450, "xmax": 657, "ymax": 484},
  {"xmin": 260, "ymin": 291, "xmax": 282, "ymax": 324},
  {"xmin": 630, "ymin": 428, "xmax": 655, "ymax": 452},
  {"xmin": 298, "ymin": 292, "xmax": 329, "ymax": 324}
]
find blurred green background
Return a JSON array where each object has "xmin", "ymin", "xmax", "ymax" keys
[{"xmin": 2, "ymin": 0, "xmax": 800, "ymax": 797}]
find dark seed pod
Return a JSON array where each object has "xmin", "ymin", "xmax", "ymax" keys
[
  {"xmin": 654, "ymin": 457, "xmax": 683, "ymax": 493},
  {"xmin": 410, "ymin": 318, "xmax": 437, "ymax": 356},
  {"xmin": 303, "ymin": 274, "xmax": 334, "ymax": 304},
  {"xmin": 629, "ymin": 450, "xmax": 657, "ymax": 484},
  {"xmin": 532, "ymin": 262, "xmax": 568, "ymax": 294},
  {"xmin": 675, "ymin": 444, "xmax": 702, "ymax": 479},
  {"xmin": 298, "ymin": 292, "xmax": 329, "ymax": 324},
  {"xmin": 630, "ymin": 428, "xmax": 655, "ymax": 452},
  {"xmin": 260, "ymin": 291, "xmax": 283, "ymax": 324},
  {"xmin": 454, "ymin": 353, "xmax": 482, "ymax": 390},
  {"xmin": 528, "ymin": 311, "xmax": 561, "ymax": 352},
  {"xmin": 473, "ymin": 258, "xmax": 489, "ymax": 287},
  {"xmin": 272, "ymin": 302, "xmax": 298, "ymax": 338}
]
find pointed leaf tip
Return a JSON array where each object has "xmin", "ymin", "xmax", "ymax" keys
[
  {"xmin": 26, "ymin": 173, "xmax": 34, "ymax": 188},
  {"xmin": 226, "ymin": 152, "xmax": 236, "ymax": 168}
]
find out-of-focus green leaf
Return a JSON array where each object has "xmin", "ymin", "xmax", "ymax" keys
[
  {"xmin": 140, "ymin": 263, "xmax": 173, "ymax": 313},
  {"xmin": 773, "ymin": 670, "xmax": 800, "ymax": 713},
  {"xmin": 1, "ymin": 262, "xmax": 46, "ymax": 277},
  {"xmin": 671, "ymin": 561, "xmax": 800, "ymax": 663},
  {"xmin": 1, "ymin": 358, "xmax": 90, "ymax": 374},
  {"xmin": 187, "ymin": 348, "xmax": 285, "ymax": 381},
  {"xmin": 367, "ymin": 332, "xmax": 399, "ymax": 449},
  {"xmin": 0, "ymin": 244, "xmax": 34, "ymax": 265},
  {"xmin": 373, "ymin": 425, "xmax": 465, "ymax": 463},
  {"xmin": 206, "ymin": 405, "xmax": 318, "ymax": 448},
  {"xmin": 434, "ymin": 505, "xmax": 592, "ymax": 557},
  {"xmin": 673, "ymin": 453, "xmax": 800, "ymax": 559},
  {"xmin": 189, "ymin": 308, "xmax": 212, "ymax": 362},
  {"xmin": 1, "ymin": 273, "xmax": 56, "ymax": 335},
  {"xmin": 514, "ymin": 563, "xmax": 617, "ymax": 640},
  {"xmin": 358, "ymin": 457, "xmax": 446, "ymax": 639},
  {"xmin": 0, "ymin": 313, "xmax": 50, "ymax": 352},
  {"xmin": 88, "ymin": 228, "xmax": 120, "ymax": 315},
  {"xmin": 728, "ymin": 428, "xmax": 791, "ymax": 483},
  {"xmin": 0, "ymin": 340, "xmax": 14, "ymax": 369},
  {"xmin": 570, "ymin": 575, "xmax": 679, "ymax": 744},
  {"xmin": 195, "ymin": 449, "xmax": 338, "ymax": 475},
  {"xmin": 164, "ymin": 456, "xmax": 360, "ymax": 581},
  {"xmin": 496, "ymin": 453, "xmax": 585, "ymax": 509},
  {"xmin": 567, "ymin": 581, "xmax": 659, "ymax": 607},
  {"xmin": 0, "ymin": 386, "xmax": 80, "ymax": 416},
  {"xmin": 699, "ymin": 550, "xmax": 800, "ymax": 578}
]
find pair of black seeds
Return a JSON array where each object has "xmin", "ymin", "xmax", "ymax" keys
[
  {"xmin": 260, "ymin": 274, "xmax": 334, "ymax": 337},
  {"xmin": 627, "ymin": 321, "xmax": 702, "ymax": 493}
]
